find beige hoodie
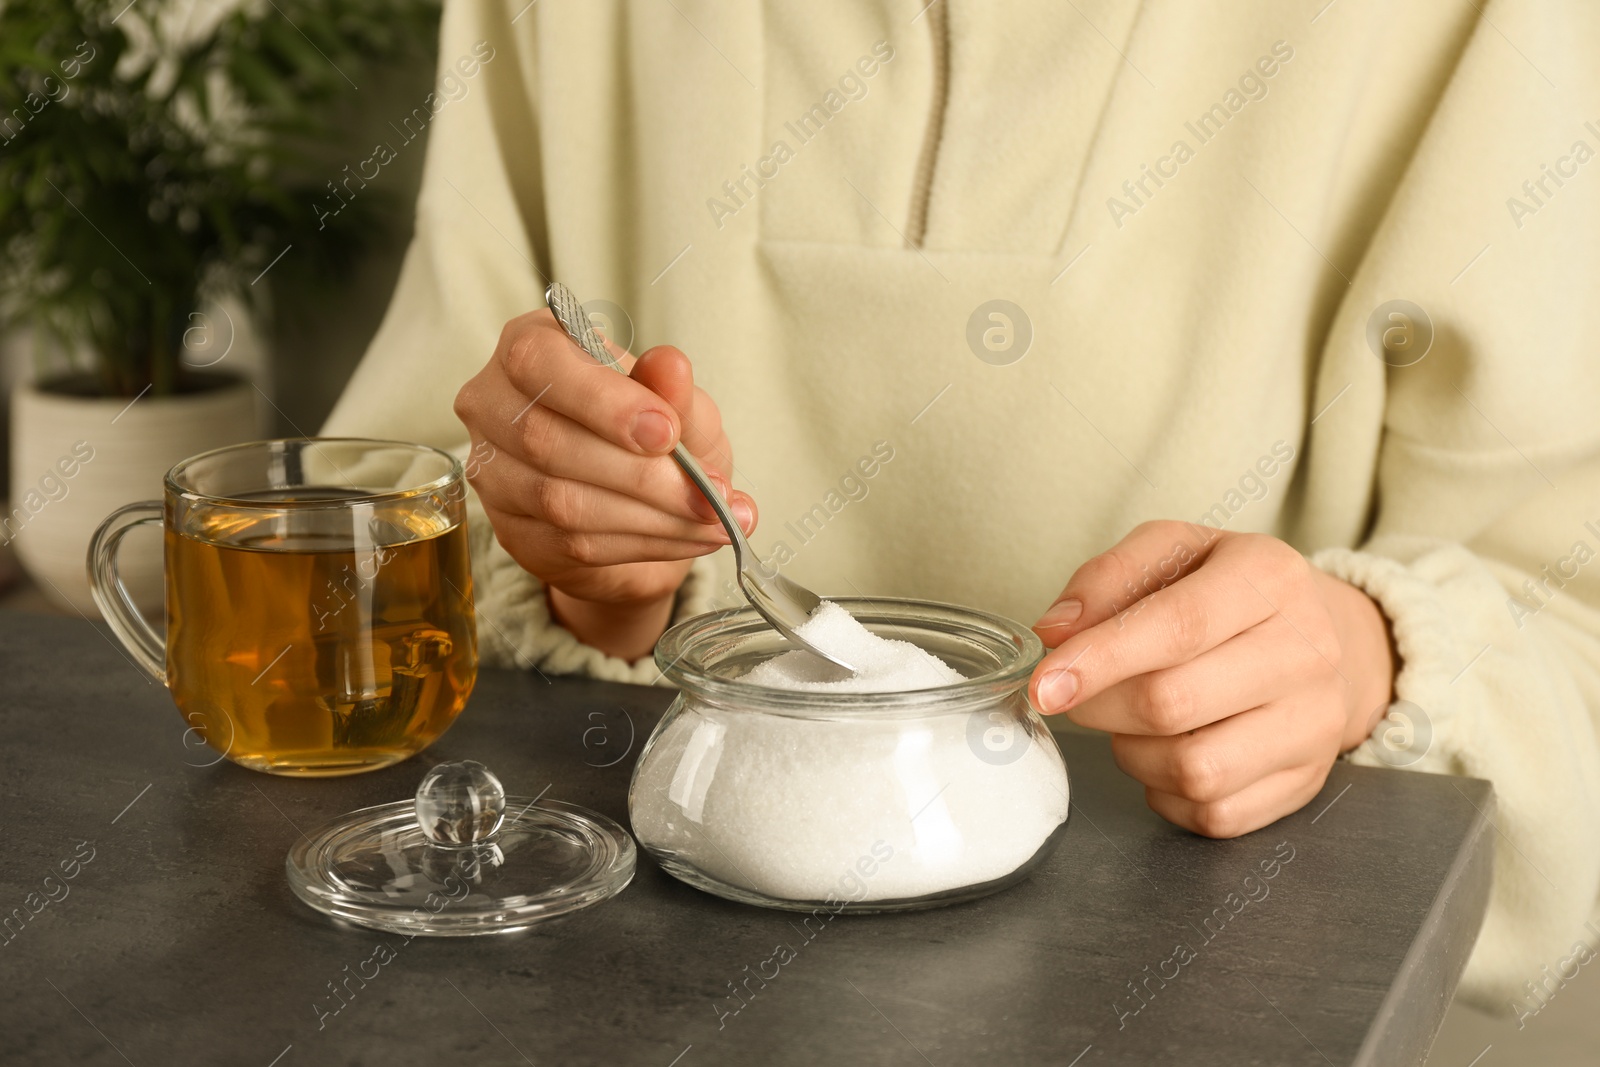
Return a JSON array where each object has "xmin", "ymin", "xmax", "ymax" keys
[{"xmin": 323, "ymin": 0, "xmax": 1600, "ymax": 1009}]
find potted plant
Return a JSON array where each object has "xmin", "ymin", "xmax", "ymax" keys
[{"xmin": 0, "ymin": 0, "xmax": 434, "ymax": 612}]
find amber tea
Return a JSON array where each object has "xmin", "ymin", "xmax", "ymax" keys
[{"xmin": 90, "ymin": 439, "xmax": 478, "ymax": 777}]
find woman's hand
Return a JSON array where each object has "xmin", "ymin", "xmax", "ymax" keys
[
  {"xmin": 1029, "ymin": 521, "xmax": 1396, "ymax": 838},
  {"xmin": 453, "ymin": 310, "xmax": 755, "ymax": 661}
]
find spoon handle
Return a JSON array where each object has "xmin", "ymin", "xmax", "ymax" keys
[
  {"xmin": 667, "ymin": 445, "xmax": 757, "ymax": 563},
  {"xmin": 542, "ymin": 282, "xmax": 756, "ymax": 565}
]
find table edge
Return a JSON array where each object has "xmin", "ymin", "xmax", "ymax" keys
[{"xmin": 1354, "ymin": 783, "xmax": 1497, "ymax": 1067}]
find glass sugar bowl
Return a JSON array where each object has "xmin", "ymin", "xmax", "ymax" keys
[{"xmin": 629, "ymin": 598, "xmax": 1070, "ymax": 912}]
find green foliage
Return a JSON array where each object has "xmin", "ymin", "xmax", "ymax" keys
[{"xmin": 0, "ymin": 0, "xmax": 438, "ymax": 396}]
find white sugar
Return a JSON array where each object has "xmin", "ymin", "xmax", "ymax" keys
[
  {"xmin": 741, "ymin": 601, "xmax": 966, "ymax": 693},
  {"xmin": 630, "ymin": 601, "xmax": 1071, "ymax": 904},
  {"xmin": 631, "ymin": 706, "xmax": 1069, "ymax": 903}
]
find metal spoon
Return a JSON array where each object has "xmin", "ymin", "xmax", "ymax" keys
[{"xmin": 543, "ymin": 281, "xmax": 856, "ymax": 673}]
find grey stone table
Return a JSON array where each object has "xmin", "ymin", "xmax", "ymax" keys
[{"xmin": 1, "ymin": 612, "xmax": 1493, "ymax": 1066}]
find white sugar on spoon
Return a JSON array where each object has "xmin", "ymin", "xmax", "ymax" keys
[{"xmin": 741, "ymin": 601, "xmax": 966, "ymax": 693}]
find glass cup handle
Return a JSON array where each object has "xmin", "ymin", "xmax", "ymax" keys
[{"xmin": 87, "ymin": 501, "xmax": 167, "ymax": 685}]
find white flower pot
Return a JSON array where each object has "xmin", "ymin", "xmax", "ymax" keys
[{"xmin": 7, "ymin": 372, "xmax": 262, "ymax": 616}]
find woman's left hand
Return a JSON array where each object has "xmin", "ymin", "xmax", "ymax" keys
[{"xmin": 1029, "ymin": 521, "xmax": 1397, "ymax": 838}]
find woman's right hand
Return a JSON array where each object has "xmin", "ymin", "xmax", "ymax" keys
[{"xmin": 453, "ymin": 309, "xmax": 756, "ymax": 661}]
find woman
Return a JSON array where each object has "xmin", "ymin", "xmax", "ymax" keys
[{"xmin": 324, "ymin": 0, "xmax": 1600, "ymax": 1008}]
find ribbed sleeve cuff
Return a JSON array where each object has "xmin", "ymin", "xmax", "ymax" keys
[{"xmin": 1309, "ymin": 546, "xmax": 1464, "ymax": 774}]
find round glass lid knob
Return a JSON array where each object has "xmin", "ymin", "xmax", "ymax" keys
[{"xmin": 415, "ymin": 760, "xmax": 506, "ymax": 846}]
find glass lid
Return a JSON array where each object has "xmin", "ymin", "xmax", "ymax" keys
[{"xmin": 287, "ymin": 760, "xmax": 635, "ymax": 936}]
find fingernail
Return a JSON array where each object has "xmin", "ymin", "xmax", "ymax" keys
[
  {"xmin": 1036, "ymin": 669, "xmax": 1079, "ymax": 714},
  {"xmin": 689, "ymin": 490, "xmax": 718, "ymax": 522},
  {"xmin": 631, "ymin": 411, "xmax": 675, "ymax": 453},
  {"xmin": 689, "ymin": 473, "xmax": 728, "ymax": 522},
  {"xmin": 1035, "ymin": 598, "xmax": 1083, "ymax": 631},
  {"xmin": 732, "ymin": 498, "xmax": 755, "ymax": 534}
]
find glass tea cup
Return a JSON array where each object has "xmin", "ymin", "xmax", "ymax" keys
[{"xmin": 88, "ymin": 438, "xmax": 477, "ymax": 776}]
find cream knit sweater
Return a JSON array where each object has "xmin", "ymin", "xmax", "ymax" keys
[{"xmin": 323, "ymin": 0, "xmax": 1600, "ymax": 1009}]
